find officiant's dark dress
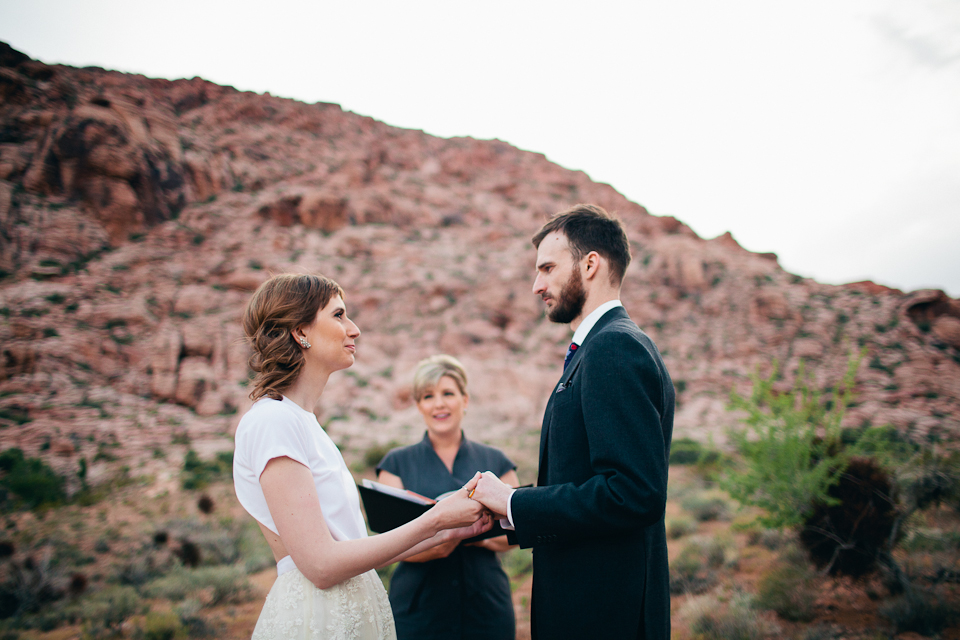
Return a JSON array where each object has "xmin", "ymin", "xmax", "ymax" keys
[{"xmin": 377, "ymin": 432, "xmax": 516, "ymax": 640}]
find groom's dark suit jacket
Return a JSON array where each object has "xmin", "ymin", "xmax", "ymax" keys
[{"xmin": 511, "ymin": 306, "xmax": 674, "ymax": 640}]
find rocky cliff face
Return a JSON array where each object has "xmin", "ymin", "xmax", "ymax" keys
[{"xmin": 1, "ymin": 42, "xmax": 957, "ymax": 488}]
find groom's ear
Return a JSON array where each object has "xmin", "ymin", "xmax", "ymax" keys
[{"xmin": 582, "ymin": 251, "xmax": 601, "ymax": 281}]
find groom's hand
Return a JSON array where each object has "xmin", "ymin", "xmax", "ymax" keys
[{"xmin": 470, "ymin": 471, "xmax": 512, "ymax": 519}]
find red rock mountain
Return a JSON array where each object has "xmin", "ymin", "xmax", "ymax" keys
[{"xmin": 1, "ymin": 43, "xmax": 957, "ymax": 487}]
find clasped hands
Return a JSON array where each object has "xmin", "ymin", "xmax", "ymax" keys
[{"xmin": 432, "ymin": 471, "xmax": 513, "ymax": 543}]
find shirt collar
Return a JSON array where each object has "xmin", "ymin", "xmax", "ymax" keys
[{"xmin": 571, "ymin": 299, "xmax": 623, "ymax": 346}]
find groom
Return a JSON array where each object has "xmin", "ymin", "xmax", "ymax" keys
[{"xmin": 472, "ymin": 204, "xmax": 674, "ymax": 639}]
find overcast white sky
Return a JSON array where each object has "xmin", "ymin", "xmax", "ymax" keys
[{"xmin": 2, "ymin": 0, "xmax": 958, "ymax": 296}]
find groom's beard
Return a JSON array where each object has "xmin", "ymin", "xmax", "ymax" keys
[{"xmin": 548, "ymin": 269, "xmax": 586, "ymax": 325}]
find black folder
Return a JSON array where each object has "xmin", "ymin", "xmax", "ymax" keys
[{"xmin": 357, "ymin": 482, "xmax": 506, "ymax": 543}]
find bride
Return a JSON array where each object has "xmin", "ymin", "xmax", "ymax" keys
[{"xmin": 233, "ymin": 273, "xmax": 491, "ymax": 639}]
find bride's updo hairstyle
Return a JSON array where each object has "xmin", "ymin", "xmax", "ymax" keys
[{"xmin": 242, "ymin": 273, "xmax": 344, "ymax": 401}]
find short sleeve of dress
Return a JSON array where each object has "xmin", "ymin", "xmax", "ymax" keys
[
  {"xmin": 491, "ymin": 448, "xmax": 516, "ymax": 478},
  {"xmin": 241, "ymin": 405, "xmax": 314, "ymax": 480},
  {"xmin": 375, "ymin": 446, "xmax": 406, "ymax": 478}
]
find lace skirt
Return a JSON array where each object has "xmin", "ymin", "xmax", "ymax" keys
[{"xmin": 252, "ymin": 557, "xmax": 396, "ymax": 640}]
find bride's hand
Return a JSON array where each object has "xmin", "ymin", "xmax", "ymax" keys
[{"xmin": 443, "ymin": 511, "xmax": 493, "ymax": 542}]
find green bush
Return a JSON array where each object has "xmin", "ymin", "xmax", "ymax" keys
[
  {"xmin": 80, "ymin": 586, "xmax": 141, "ymax": 638},
  {"xmin": 0, "ymin": 449, "xmax": 66, "ymax": 510},
  {"xmin": 800, "ymin": 624, "xmax": 842, "ymax": 640},
  {"xmin": 669, "ymin": 540, "xmax": 719, "ymax": 595},
  {"xmin": 681, "ymin": 491, "xmax": 732, "ymax": 522},
  {"xmin": 500, "ymin": 547, "xmax": 533, "ymax": 591},
  {"xmin": 666, "ymin": 516, "xmax": 697, "ymax": 539},
  {"xmin": 174, "ymin": 598, "xmax": 215, "ymax": 637},
  {"xmin": 142, "ymin": 611, "xmax": 184, "ymax": 640},
  {"xmin": 238, "ymin": 519, "xmax": 275, "ymax": 574},
  {"xmin": 901, "ymin": 527, "xmax": 960, "ymax": 553},
  {"xmin": 142, "ymin": 567, "xmax": 195, "ymax": 602},
  {"xmin": 721, "ymin": 357, "xmax": 862, "ymax": 530},
  {"xmin": 142, "ymin": 566, "xmax": 251, "ymax": 607},
  {"xmin": 363, "ymin": 441, "xmax": 401, "ymax": 469},
  {"xmin": 181, "ymin": 450, "xmax": 232, "ymax": 490},
  {"xmin": 879, "ymin": 588, "xmax": 957, "ymax": 635},
  {"xmin": 197, "ymin": 566, "xmax": 252, "ymax": 606},
  {"xmin": 682, "ymin": 593, "xmax": 773, "ymax": 640},
  {"xmin": 745, "ymin": 527, "xmax": 786, "ymax": 551},
  {"xmin": 669, "ymin": 437, "xmax": 702, "ymax": 465},
  {"xmin": 669, "ymin": 437, "xmax": 721, "ymax": 466},
  {"xmin": 755, "ymin": 560, "xmax": 818, "ymax": 621}
]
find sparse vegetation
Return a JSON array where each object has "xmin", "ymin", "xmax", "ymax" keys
[
  {"xmin": 879, "ymin": 587, "xmax": 957, "ymax": 635},
  {"xmin": 667, "ymin": 516, "xmax": 698, "ymax": 539},
  {"xmin": 361, "ymin": 441, "xmax": 401, "ymax": 470},
  {"xmin": 0, "ymin": 449, "xmax": 66, "ymax": 510},
  {"xmin": 181, "ymin": 450, "xmax": 232, "ymax": 490},
  {"xmin": 681, "ymin": 592, "xmax": 774, "ymax": 640},
  {"xmin": 681, "ymin": 491, "xmax": 732, "ymax": 522},
  {"xmin": 755, "ymin": 551, "xmax": 818, "ymax": 621}
]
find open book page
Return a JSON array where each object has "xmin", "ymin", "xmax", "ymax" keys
[{"xmin": 360, "ymin": 479, "xmax": 436, "ymax": 505}]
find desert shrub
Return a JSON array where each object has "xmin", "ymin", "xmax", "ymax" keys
[
  {"xmin": 900, "ymin": 527, "xmax": 960, "ymax": 553},
  {"xmin": 196, "ymin": 566, "xmax": 252, "ymax": 606},
  {"xmin": 142, "ymin": 566, "xmax": 251, "ymax": 607},
  {"xmin": 756, "ymin": 560, "xmax": 818, "ymax": 621},
  {"xmin": 500, "ymin": 547, "xmax": 533, "ymax": 591},
  {"xmin": 0, "ymin": 449, "xmax": 66, "ymax": 510},
  {"xmin": 13, "ymin": 599, "xmax": 84, "ymax": 632},
  {"xmin": 682, "ymin": 592, "xmax": 773, "ymax": 640},
  {"xmin": 681, "ymin": 491, "xmax": 732, "ymax": 522},
  {"xmin": 894, "ymin": 448, "xmax": 960, "ymax": 512},
  {"xmin": 197, "ymin": 495, "xmax": 215, "ymax": 514},
  {"xmin": 669, "ymin": 437, "xmax": 722, "ymax": 467},
  {"xmin": 878, "ymin": 587, "xmax": 957, "ymax": 635},
  {"xmin": 0, "ymin": 554, "xmax": 63, "ymax": 619},
  {"xmin": 142, "ymin": 610, "xmax": 184, "ymax": 640},
  {"xmin": 80, "ymin": 585, "xmax": 140, "ymax": 638},
  {"xmin": 175, "ymin": 540, "xmax": 201, "ymax": 568},
  {"xmin": 238, "ymin": 520, "xmax": 274, "ymax": 574},
  {"xmin": 670, "ymin": 438, "xmax": 703, "ymax": 465},
  {"xmin": 744, "ymin": 525, "xmax": 787, "ymax": 550},
  {"xmin": 162, "ymin": 517, "xmax": 255, "ymax": 567},
  {"xmin": 667, "ymin": 516, "xmax": 697, "ymax": 539},
  {"xmin": 142, "ymin": 567, "xmax": 195, "ymax": 602},
  {"xmin": 801, "ymin": 624, "xmax": 842, "ymax": 640},
  {"xmin": 114, "ymin": 552, "xmax": 166, "ymax": 587},
  {"xmin": 181, "ymin": 450, "xmax": 232, "ymax": 490},
  {"xmin": 799, "ymin": 457, "xmax": 897, "ymax": 577},
  {"xmin": 721, "ymin": 358, "xmax": 861, "ymax": 530},
  {"xmin": 174, "ymin": 598, "xmax": 215, "ymax": 637},
  {"xmin": 68, "ymin": 572, "xmax": 88, "ymax": 596},
  {"xmin": 363, "ymin": 441, "xmax": 401, "ymax": 469},
  {"xmin": 670, "ymin": 538, "xmax": 722, "ymax": 595}
]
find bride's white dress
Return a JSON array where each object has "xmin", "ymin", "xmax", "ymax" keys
[{"xmin": 252, "ymin": 563, "xmax": 395, "ymax": 640}]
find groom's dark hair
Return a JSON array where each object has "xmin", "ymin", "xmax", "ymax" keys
[{"xmin": 532, "ymin": 204, "xmax": 632, "ymax": 286}]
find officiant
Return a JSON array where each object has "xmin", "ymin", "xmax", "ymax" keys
[{"xmin": 377, "ymin": 354, "xmax": 518, "ymax": 640}]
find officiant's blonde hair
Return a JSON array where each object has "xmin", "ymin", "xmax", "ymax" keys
[{"xmin": 413, "ymin": 354, "xmax": 468, "ymax": 401}]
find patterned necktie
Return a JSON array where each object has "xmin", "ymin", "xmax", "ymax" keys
[{"xmin": 563, "ymin": 342, "xmax": 578, "ymax": 371}]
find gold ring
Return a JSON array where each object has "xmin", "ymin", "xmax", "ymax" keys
[{"xmin": 468, "ymin": 489, "xmax": 476, "ymax": 498}]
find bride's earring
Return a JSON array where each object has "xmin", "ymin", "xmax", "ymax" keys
[{"xmin": 299, "ymin": 337, "xmax": 311, "ymax": 349}]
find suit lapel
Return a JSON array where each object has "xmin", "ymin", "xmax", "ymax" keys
[{"xmin": 536, "ymin": 306, "xmax": 630, "ymax": 486}]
